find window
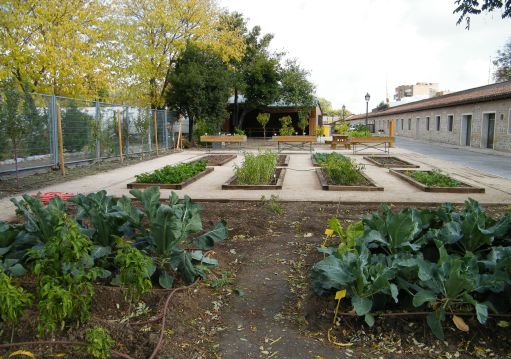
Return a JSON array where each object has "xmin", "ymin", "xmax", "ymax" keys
[
  {"xmin": 408, "ymin": 118, "xmax": 411, "ymax": 130},
  {"xmin": 448, "ymin": 115, "xmax": 453, "ymax": 132},
  {"xmin": 401, "ymin": 119, "xmax": 404, "ymax": 130},
  {"xmin": 436, "ymin": 116, "xmax": 441, "ymax": 131},
  {"xmin": 386, "ymin": 121, "xmax": 389, "ymax": 129},
  {"xmin": 426, "ymin": 116, "xmax": 430, "ymax": 131}
]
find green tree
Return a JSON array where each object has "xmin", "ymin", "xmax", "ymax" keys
[
  {"xmin": 376, "ymin": 101, "xmax": 389, "ymax": 111},
  {"xmin": 318, "ymin": 97, "xmax": 333, "ymax": 116},
  {"xmin": 279, "ymin": 116, "xmax": 295, "ymax": 136},
  {"xmin": 61, "ymin": 103, "xmax": 94, "ymax": 153},
  {"xmin": 454, "ymin": 0, "xmax": 511, "ymax": 28},
  {"xmin": 297, "ymin": 111, "xmax": 309, "ymax": 135},
  {"xmin": 166, "ymin": 44, "xmax": 231, "ymax": 142},
  {"xmin": 493, "ymin": 38, "xmax": 511, "ymax": 82},
  {"xmin": 256, "ymin": 112, "xmax": 270, "ymax": 139},
  {"xmin": 0, "ymin": 86, "xmax": 26, "ymax": 187},
  {"xmin": 280, "ymin": 59, "xmax": 315, "ymax": 108},
  {"xmin": 133, "ymin": 108, "xmax": 151, "ymax": 157}
]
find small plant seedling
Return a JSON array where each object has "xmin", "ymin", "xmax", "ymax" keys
[{"xmin": 85, "ymin": 326, "xmax": 115, "ymax": 359}]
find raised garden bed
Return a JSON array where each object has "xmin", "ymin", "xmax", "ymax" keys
[
  {"xmin": 197, "ymin": 154, "xmax": 237, "ymax": 166},
  {"xmin": 277, "ymin": 154, "xmax": 290, "ymax": 167},
  {"xmin": 390, "ymin": 169, "xmax": 485, "ymax": 193},
  {"xmin": 311, "ymin": 152, "xmax": 347, "ymax": 167},
  {"xmin": 127, "ymin": 160, "xmax": 214, "ymax": 190},
  {"xmin": 222, "ymin": 168, "xmax": 286, "ymax": 190},
  {"xmin": 315, "ymin": 168, "xmax": 383, "ymax": 191},
  {"xmin": 363, "ymin": 155, "xmax": 419, "ymax": 168}
]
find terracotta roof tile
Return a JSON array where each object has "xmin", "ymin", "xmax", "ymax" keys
[{"xmin": 350, "ymin": 81, "xmax": 511, "ymax": 120}]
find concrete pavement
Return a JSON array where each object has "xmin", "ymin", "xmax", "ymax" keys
[{"xmin": 1, "ymin": 144, "xmax": 511, "ymax": 222}]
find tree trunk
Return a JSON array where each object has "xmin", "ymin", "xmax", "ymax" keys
[
  {"xmin": 238, "ymin": 108, "xmax": 250, "ymax": 130},
  {"xmin": 188, "ymin": 116, "xmax": 193, "ymax": 143},
  {"xmin": 263, "ymin": 125, "xmax": 266, "ymax": 140},
  {"xmin": 13, "ymin": 137, "xmax": 19, "ymax": 188}
]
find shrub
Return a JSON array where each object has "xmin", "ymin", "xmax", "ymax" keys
[
  {"xmin": 319, "ymin": 153, "xmax": 366, "ymax": 185},
  {"xmin": 279, "ymin": 116, "xmax": 295, "ymax": 136},
  {"xmin": 234, "ymin": 151, "xmax": 278, "ymax": 185},
  {"xmin": 349, "ymin": 124, "xmax": 371, "ymax": 137},
  {"xmin": 135, "ymin": 160, "xmax": 207, "ymax": 184}
]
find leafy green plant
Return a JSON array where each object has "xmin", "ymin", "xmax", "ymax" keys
[
  {"xmin": 310, "ymin": 199, "xmax": 511, "ymax": 338},
  {"xmin": 0, "ymin": 269, "xmax": 33, "ymax": 325},
  {"xmin": 348, "ymin": 124, "xmax": 371, "ymax": 137},
  {"xmin": 130, "ymin": 187, "xmax": 228, "ymax": 288},
  {"xmin": 297, "ymin": 111, "xmax": 309, "ymax": 134},
  {"xmin": 279, "ymin": 115, "xmax": 295, "ymax": 136},
  {"xmin": 85, "ymin": 326, "xmax": 115, "ymax": 359},
  {"xmin": 256, "ymin": 113, "xmax": 270, "ymax": 139},
  {"xmin": 313, "ymin": 152, "xmax": 347, "ymax": 166},
  {"xmin": 234, "ymin": 150, "xmax": 278, "ymax": 185},
  {"xmin": 30, "ymin": 216, "xmax": 107, "ymax": 334},
  {"xmin": 408, "ymin": 169, "xmax": 460, "ymax": 187},
  {"xmin": 321, "ymin": 154, "xmax": 367, "ymax": 186},
  {"xmin": 113, "ymin": 237, "xmax": 155, "ymax": 302},
  {"xmin": 234, "ymin": 127, "xmax": 245, "ymax": 136},
  {"xmin": 334, "ymin": 122, "xmax": 349, "ymax": 135},
  {"xmin": 135, "ymin": 160, "xmax": 207, "ymax": 184}
]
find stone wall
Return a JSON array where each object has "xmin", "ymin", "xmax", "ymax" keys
[{"xmin": 368, "ymin": 98, "xmax": 511, "ymax": 153}]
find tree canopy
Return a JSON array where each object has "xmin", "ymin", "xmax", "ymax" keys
[
  {"xmin": 493, "ymin": 38, "xmax": 511, "ymax": 82},
  {"xmin": 454, "ymin": 0, "xmax": 511, "ymax": 28},
  {"xmin": 166, "ymin": 44, "xmax": 231, "ymax": 141}
]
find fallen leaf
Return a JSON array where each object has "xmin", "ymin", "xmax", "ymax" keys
[{"xmin": 452, "ymin": 315, "xmax": 469, "ymax": 332}]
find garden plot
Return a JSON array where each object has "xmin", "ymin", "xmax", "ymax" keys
[
  {"xmin": 390, "ymin": 168, "xmax": 485, "ymax": 193},
  {"xmin": 196, "ymin": 154, "xmax": 237, "ymax": 166},
  {"xmin": 363, "ymin": 155, "xmax": 420, "ymax": 168}
]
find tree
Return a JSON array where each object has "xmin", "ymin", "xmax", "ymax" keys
[
  {"xmin": 133, "ymin": 108, "xmax": 151, "ymax": 158},
  {"xmin": 280, "ymin": 59, "xmax": 316, "ymax": 109},
  {"xmin": 454, "ymin": 0, "xmax": 511, "ymax": 29},
  {"xmin": 61, "ymin": 103, "xmax": 94, "ymax": 153},
  {"xmin": 166, "ymin": 44, "xmax": 231, "ymax": 142},
  {"xmin": 318, "ymin": 98, "xmax": 334, "ymax": 116},
  {"xmin": 0, "ymin": 0, "xmax": 114, "ymax": 98},
  {"xmin": 376, "ymin": 101, "xmax": 389, "ymax": 111},
  {"xmin": 297, "ymin": 111, "xmax": 309, "ymax": 135},
  {"xmin": 493, "ymin": 38, "xmax": 511, "ymax": 82},
  {"xmin": 0, "ymin": 86, "xmax": 26, "ymax": 187},
  {"xmin": 279, "ymin": 116, "xmax": 295, "ymax": 136},
  {"xmin": 256, "ymin": 113, "xmax": 270, "ymax": 139},
  {"xmin": 117, "ymin": 0, "xmax": 244, "ymax": 108}
]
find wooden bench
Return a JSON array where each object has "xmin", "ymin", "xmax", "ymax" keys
[
  {"xmin": 331, "ymin": 135, "xmax": 351, "ymax": 149},
  {"xmin": 200, "ymin": 135, "xmax": 247, "ymax": 151},
  {"xmin": 349, "ymin": 136, "xmax": 393, "ymax": 154},
  {"xmin": 272, "ymin": 135, "xmax": 316, "ymax": 152}
]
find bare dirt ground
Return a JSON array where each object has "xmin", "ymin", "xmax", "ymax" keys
[{"xmin": 2, "ymin": 200, "xmax": 510, "ymax": 358}]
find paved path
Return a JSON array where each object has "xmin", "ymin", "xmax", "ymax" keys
[{"xmin": 395, "ymin": 136, "xmax": 511, "ymax": 180}]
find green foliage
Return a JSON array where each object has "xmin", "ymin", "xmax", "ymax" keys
[
  {"xmin": 319, "ymin": 153, "xmax": 366, "ymax": 185},
  {"xmin": 166, "ymin": 44, "xmax": 231, "ymax": 141},
  {"xmin": 327, "ymin": 218, "xmax": 364, "ymax": 254},
  {"xmin": 454, "ymin": 0, "xmax": 511, "ymax": 29},
  {"xmin": 279, "ymin": 59, "xmax": 316, "ymax": 108},
  {"xmin": 408, "ymin": 169, "xmax": 460, "ymax": 187},
  {"xmin": 129, "ymin": 187, "xmax": 228, "ymax": 288},
  {"xmin": 376, "ymin": 101, "xmax": 389, "ymax": 111},
  {"xmin": 310, "ymin": 199, "xmax": 511, "ymax": 338},
  {"xmin": 61, "ymin": 102, "xmax": 94, "ymax": 152},
  {"xmin": 348, "ymin": 124, "xmax": 372, "ymax": 137},
  {"xmin": 85, "ymin": 326, "xmax": 115, "ymax": 359},
  {"xmin": 261, "ymin": 194, "xmax": 284, "ymax": 215},
  {"xmin": 234, "ymin": 151, "xmax": 278, "ymax": 185},
  {"xmin": 135, "ymin": 160, "xmax": 207, "ymax": 184},
  {"xmin": 114, "ymin": 238, "xmax": 154, "ymax": 302},
  {"xmin": 243, "ymin": 53, "xmax": 281, "ymax": 109},
  {"xmin": 313, "ymin": 152, "xmax": 347, "ymax": 166},
  {"xmin": 0, "ymin": 270, "xmax": 32, "ymax": 323},
  {"xmin": 334, "ymin": 122, "xmax": 349, "ymax": 135},
  {"xmin": 297, "ymin": 111, "xmax": 309, "ymax": 134},
  {"xmin": 234, "ymin": 128, "xmax": 246, "ymax": 136},
  {"xmin": 29, "ymin": 216, "xmax": 106, "ymax": 334},
  {"xmin": 279, "ymin": 116, "xmax": 295, "ymax": 136},
  {"xmin": 493, "ymin": 37, "xmax": 511, "ymax": 82},
  {"xmin": 256, "ymin": 113, "xmax": 270, "ymax": 138}
]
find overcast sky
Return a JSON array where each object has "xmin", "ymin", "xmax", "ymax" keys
[{"xmin": 218, "ymin": 0, "xmax": 510, "ymax": 114}]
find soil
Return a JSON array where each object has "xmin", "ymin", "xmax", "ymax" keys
[
  {"xmin": 364, "ymin": 156, "xmax": 419, "ymax": 168},
  {"xmin": 0, "ymin": 152, "xmax": 179, "ymax": 200},
  {"xmin": 199, "ymin": 154, "xmax": 237, "ymax": 166},
  {"xmin": 2, "ymin": 201, "xmax": 511, "ymax": 358},
  {"xmin": 277, "ymin": 155, "xmax": 289, "ymax": 167}
]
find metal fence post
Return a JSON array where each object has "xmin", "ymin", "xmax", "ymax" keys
[
  {"xmin": 148, "ymin": 111, "xmax": 152, "ymax": 153},
  {"xmin": 164, "ymin": 109, "xmax": 169, "ymax": 150},
  {"xmin": 51, "ymin": 94, "xmax": 59, "ymax": 168},
  {"xmin": 95, "ymin": 101, "xmax": 100, "ymax": 161},
  {"xmin": 124, "ymin": 106, "xmax": 130, "ymax": 156}
]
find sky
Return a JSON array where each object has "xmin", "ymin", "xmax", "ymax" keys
[{"xmin": 217, "ymin": 0, "xmax": 510, "ymax": 114}]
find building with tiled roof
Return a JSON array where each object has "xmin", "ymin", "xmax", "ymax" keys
[{"xmin": 348, "ymin": 81, "xmax": 511, "ymax": 153}]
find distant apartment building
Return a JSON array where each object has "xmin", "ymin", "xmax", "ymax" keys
[{"xmin": 394, "ymin": 82, "xmax": 441, "ymax": 101}]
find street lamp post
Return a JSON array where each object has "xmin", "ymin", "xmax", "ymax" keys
[{"xmin": 364, "ymin": 92, "xmax": 370, "ymax": 126}]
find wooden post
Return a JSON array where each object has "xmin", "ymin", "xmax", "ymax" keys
[
  {"xmin": 389, "ymin": 119, "xmax": 395, "ymax": 148},
  {"xmin": 56, "ymin": 104, "xmax": 65, "ymax": 176},
  {"xmin": 176, "ymin": 120, "xmax": 182, "ymax": 150},
  {"xmin": 154, "ymin": 111, "xmax": 159, "ymax": 155},
  {"xmin": 117, "ymin": 110, "xmax": 123, "ymax": 162}
]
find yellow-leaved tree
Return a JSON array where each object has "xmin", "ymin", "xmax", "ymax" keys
[
  {"xmin": 114, "ymin": 0, "xmax": 245, "ymax": 108},
  {"xmin": 0, "ymin": 0, "xmax": 116, "ymax": 98}
]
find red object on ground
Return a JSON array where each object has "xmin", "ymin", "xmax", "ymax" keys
[{"xmin": 32, "ymin": 192, "xmax": 76, "ymax": 205}]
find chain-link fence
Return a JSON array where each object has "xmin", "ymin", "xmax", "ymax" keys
[{"xmin": 0, "ymin": 90, "xmax": 187, "ymax": 175}]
